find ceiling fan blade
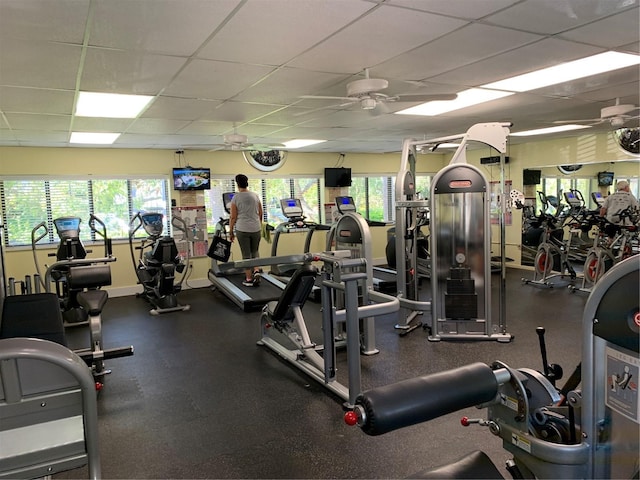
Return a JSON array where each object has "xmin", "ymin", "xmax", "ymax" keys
[
  {"xmin": 300, "ymin": 95, "xmax": 354, "ymax": 101},
  {"xmin": 552, "ymin": 118, "xmax": 604, "ymax": 125},
  {"xmin": 391, "ymin": 93, "xmax": 458, "ymax": 102},
  {"xmin": 293, "ymin": 100, "xmax": 357, "ymax": 117}
]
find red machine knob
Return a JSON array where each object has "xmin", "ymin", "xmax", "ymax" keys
[{"xmin": 344, "ymin": 410, "xmax": 358, "ymax": 426}]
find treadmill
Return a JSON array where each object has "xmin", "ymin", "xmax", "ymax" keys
[
  {"xmin": 330, "ymin": 196, "xmax": 397, "ymax": 294},
  {"xmin": 207, "ymin": 192, "xmax": 286, "ymax": 312}
]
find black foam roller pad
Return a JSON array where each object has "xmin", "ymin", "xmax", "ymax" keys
[{"xmin": 356, "ymin": 362, "xmax": 498, "ymax": 436}]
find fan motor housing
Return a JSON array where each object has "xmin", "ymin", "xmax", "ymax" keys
[{"xmin": 346, "ymin": 78, "xmax": 389, "ymax": 97}]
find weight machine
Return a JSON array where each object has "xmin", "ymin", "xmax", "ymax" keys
[
  {"xmin": 222, "ymin": 249, "xmax": 399, "ymax": 408},
  {"xmin": 345, "ymin": 256, "xmax": 639, "ymax": 479},
  {"xmin": 394, "ymin": 122, "xmax": 512, "ymax": 341}
]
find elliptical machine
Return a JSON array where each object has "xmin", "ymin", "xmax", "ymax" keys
[
  {"xmin": 32, "ymin": 214, "xmax": 115, "ymax": 325},
  {"xmin": 128, "ymin": 211, "xmax": 190, "ymax": 315}
]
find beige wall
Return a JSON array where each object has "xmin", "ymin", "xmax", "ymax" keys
[{"xmin": 0, "ymin": 130, "xmax": 637, "ymax": 295}]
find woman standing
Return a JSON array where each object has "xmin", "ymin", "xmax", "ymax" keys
[{"xmin": 229, "ymin": 174, "xmax": 263, "ymax": 286}]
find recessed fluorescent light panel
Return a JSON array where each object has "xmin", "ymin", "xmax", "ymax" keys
[
  {"xmin": 283, "ymin": 139, "xmax": 326, "ymax": 149},
  {"xmin": 396, "ymin": 88, "xmax": 514, "ymax": 116},
  {"xmin": 70, "ymin": 132, "xmax": 121, "ymax": 144},
  {"xmin": 75, "ymin": 92, "xmax": 154, "ymax": 118},
  {"xmin": 484, "ymin": 52, "xmax": 640, "ymax": 92},
  {"xmin": 395, "ymin": 51, "xmax": 640, "ymax": 117},
  {"xmin": 511, "ymin": 125, "xmax": 591, "ymax": 137}
]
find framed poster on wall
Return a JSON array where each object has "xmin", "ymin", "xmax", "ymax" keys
[{"xmin": 171, "ymin": 205, "xmax": 209, "ymax": 258}]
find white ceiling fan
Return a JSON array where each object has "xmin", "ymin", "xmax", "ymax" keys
[
  {"xmin": 298, "ymin": 69, "xmax": 457, "ymax": 115},
  {"xmin": 553, "ymin": 98, "xmax": 640, "ymax": 128},
  {"xmin": 185, "ymin": 132, "xmax": 285, "ymax": 152}
]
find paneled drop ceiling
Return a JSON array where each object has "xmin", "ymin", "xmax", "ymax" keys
[{"xmin": 0, "ymin": 0, "xmax": 638, "ymax": 153}]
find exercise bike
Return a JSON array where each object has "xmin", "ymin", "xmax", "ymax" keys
[
  {"xmin": 345, "ymin": 256, "xmax": 639, "ymax": 479},
  {"xmin": 522, "ymin": 191, "xmax": 578, "ymax": 288},
  {"xmin": 128, "ymin": 211, "xmax": 190, "ymax": 315},
  {"xmin": 575, "ymin": 206, "xmax": 639, "ymax": 292}
]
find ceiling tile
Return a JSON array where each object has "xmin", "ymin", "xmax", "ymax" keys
[
  {"xmin": 288, "ymin": 5, "xmax": 468, "ymax": 72},
  {"xmin": 234, "ymin": 68, "xmax": 348, "ymax": 104},
  {"xmin": 198, "ymin": 0, "xmax": 373, "ymax": 65},
  {"xmin": 80, "ymin": 48, "xmax": 188, "ymax": 94},
  {"xmin": 89, "ymin": 0, "xmax": 242, "ymax": 55},
  {"xmin": 0, "ymin": 87, "xmax": 75, "ymax": 115},
  {"xmin": 142, "ymin": 97, "xmax": 221, "ymax": 121},
  {"xmin": 162, "ymin": 59, "xmax": 274, "ymax": 100},
  {"xmin": 0, "ymin": 41, "xmax": 82, "ymax": 89},
  {"xmin": 199, "ymin": 102, "xmax": 286, "ymax": 123},
  {"xmin": 126, "ymin": 118, "xmax": 191, "ymax": 135},
  {"xmin": 4, "ymin": 113, "xmax": 71, "ymax": 131},
  {"xmin": 376, "ymin": 23, "xmax": 542, "ymax": 81},
  {"xmin": 484, "ymin": 0, "xmax": 638, "ymax": 35},
  {"xmin": 558, "ymin": 8, "xmax": 640, "ymax": 48},
  {"xmin": 0, "ymin": 0, "xmax": 89, "ymax": 43},
  {"xmin": 385, "ymin": 0, "xmax": 519, "ymax": 19}
]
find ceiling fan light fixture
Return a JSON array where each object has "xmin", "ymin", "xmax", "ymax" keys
[
  {"xmin": 224, "ymin": 133, "xmax": 248, "ymax": 145},
  {"xmin": 361, "ymin": 98, "xmax": 377, "ymax": 110}
]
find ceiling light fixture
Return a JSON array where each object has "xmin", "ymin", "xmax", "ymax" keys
[
  {"xmin": 283, "ymin": 139, "xmax": 327, "ymax": 149},
  {"xmin": 511, "ymin": 125, "xmax": 592, "ymax": 136},
  {"xmin": 75, "ymin": 92, "xmax": 154, "ymax": 118},
  {"xmin": 70, "ymin": 132, "xmax": 121, "ymax": 144},
  {"xmin": 483, "ymin": 51, "xmax": 640, "ymax": 93},
  {"xmin": 395, "ymin": 51, "xmax": 640, "ymax": 118},
  {"xmin": 396, "ymin": 88, "xmax": 513, "ymax": 116}
]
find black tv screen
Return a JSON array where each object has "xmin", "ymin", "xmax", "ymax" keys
[
  {"xmin": 597, "ymin": 171, "xmax": 614, "ymax": 187},
  {"xmin": 324, "ymin": 167, "xmax": 352, "ymax": 187},
  {"xmin": 523, "ymin": 169, "xmax": 541, "ymax": 186},
  {"xmin": 173, "ymin": 167, "xmax": 211, "ymax": 190}
]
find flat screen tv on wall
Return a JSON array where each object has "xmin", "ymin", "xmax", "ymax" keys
[
  {"xmin": 597, "ymin": 171, "xmax": 614, "ymax": 187},
  {"xmin": 523, "ymin": 169, "xmax": 542, "ymax": 186},
  {"xmin": 324, "ymin": 167, "xmax": 352, "ymax": 187},
  {"xmin": 173, "ymin": 167, "xmax": 211, "ymax": 190}
]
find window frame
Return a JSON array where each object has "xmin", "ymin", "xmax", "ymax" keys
[{"xmin": 0, "ymin": 174, "xmax": 172, "ymax": 247}]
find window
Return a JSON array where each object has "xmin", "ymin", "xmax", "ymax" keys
[
  {"xmin": 203, "ymin": 176, "xmax": 322, "ymax": 231},
  {"xmin": 349, "ymin": 175, "xmax": 395, "ymax": 222},
  {"xmin": 1, "ymin": 176, "xmax": 171, "ymax": 247}
]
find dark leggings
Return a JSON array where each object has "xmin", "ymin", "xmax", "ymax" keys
[{"xmin": 236, "ymin": 230, "xmax": 261, "ymax": 260}]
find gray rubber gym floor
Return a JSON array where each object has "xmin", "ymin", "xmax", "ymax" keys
[{"xmin": 59, "ymin": 268, "xmax": 586, "ymax": 479}]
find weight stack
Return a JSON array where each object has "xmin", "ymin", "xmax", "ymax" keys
[{"xmin": 444, "ymin": 266, "xmax": 477, "ymax": 319}]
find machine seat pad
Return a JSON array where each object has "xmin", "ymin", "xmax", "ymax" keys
[
  {"xmin": 268, "ymin": 264, "xmax": 318, "ymax": 322},
  {"xmin": 411, "ymin": 450, "xmax": 504, "ymax": 479},
  {"xmin": 76, "ymin": 290, "xmax": 108, "ymax": 315},
  {"xmin": 67, "ymin": 264, "xmax": 112, "ymax": 289},
  {"xmin": 0, "ymin": 293, "xmax": 66, "ymax": 346}
]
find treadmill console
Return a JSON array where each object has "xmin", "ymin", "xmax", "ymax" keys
[
  {"xmin": 222, "ymin": 192, "xmax": 235, "ymax": 214},
  {"xmin": 280, "ymin": 198, "xmax": 304, "ymax": 220},
  {"xmin": 335, "ymin": 196, "xmax": 357, "ymax": 214},
  {"xmin": 592, "ymin": 191, "xmax": 604, "ymax": 207}
]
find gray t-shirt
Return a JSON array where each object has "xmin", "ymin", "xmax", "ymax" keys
[
  {"xmin": 231, "ymin": 191, "xmax": 262, "ymax": 232},
  {"xmin": 602, "ymin": 191, "xmax": 639, "ymax": 225}
]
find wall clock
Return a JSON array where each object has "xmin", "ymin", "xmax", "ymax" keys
[{"xmin": 243, "ymin": 150, "xmax": 288, "ymax": 172}]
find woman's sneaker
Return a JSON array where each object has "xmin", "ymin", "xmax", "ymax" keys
[
  {"xmin": 242, "ymin": 279, "xmax": 254, "ymax": 287},
  {"xmin": 252, "ymin": 271, "xmax": 261, "ymax": 286}
]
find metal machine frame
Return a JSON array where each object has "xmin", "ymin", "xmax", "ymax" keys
[
  {"xmin": 346, "ymin": 256, "xmax": 639, "ymax": 479},
  {"xmin": 394, "ymin": 122, "xmax": 512, "ymax": 341}
]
